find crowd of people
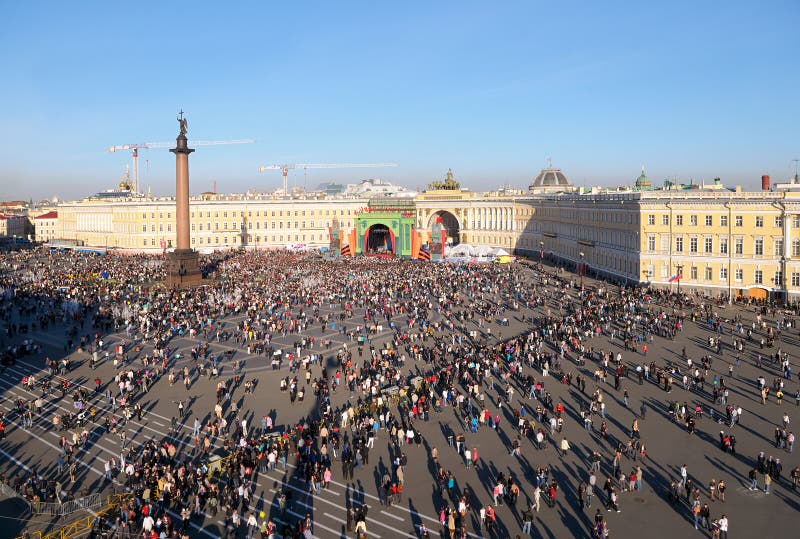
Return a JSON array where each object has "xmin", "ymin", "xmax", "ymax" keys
[{"xmin": 0, "ymin": 246, "xmax": 799, "ymax": 538}]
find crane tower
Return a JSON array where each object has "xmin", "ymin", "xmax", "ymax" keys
[{"xmin": 258, "ymin": 163, "xmax": 399, "ymax": 194}]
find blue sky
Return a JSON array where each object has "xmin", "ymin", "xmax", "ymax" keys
[{"xmin": 1, "ymin": 1, "xmax": 798, "ymax": 201}]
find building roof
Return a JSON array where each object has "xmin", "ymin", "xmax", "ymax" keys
[
  {"xmin": 35, "ymin": 211, "xmax": 58, "ymax": 219},
  {"xmin": 529, "ymin": 166, "xmax": 572, "ymax": 190}
]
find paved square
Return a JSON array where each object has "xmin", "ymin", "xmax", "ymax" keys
[{"xmin": 1, "ymin": 249, "xmax": 798, "ymax": 538}]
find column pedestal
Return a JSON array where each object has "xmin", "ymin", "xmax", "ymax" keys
[{"xmin": 166, "ymin": 249, "xmax": 202, "ymax": 288}]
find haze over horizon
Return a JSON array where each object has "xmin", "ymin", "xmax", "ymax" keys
[{"xmin": 1, "ymin": 1, "xmax": 798, "ymax": 202}]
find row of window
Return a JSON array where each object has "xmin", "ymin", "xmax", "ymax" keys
[
  {"xmin": 647, "ymin": 236, "xmax": 800, "ymax": 257},
  {"xmin": 142, "ymin": 234, "xmax": 322, "ymax": 247},
  {"xmin": 655, "ymin": 266, "xmax": 796, "ymax": 286},
  {"xmin": 648, "ymin": 214, "xmax": 798, "ymax": 228},
  {"xmin": 141, "ymin": 221, "xmax": 356, "ymax": 233},
  {"xmin": 539, "ymin": 207, "xmax": 637, "ymax": 225},
  {"xmin": 143, "ymin": 224, "xmax": 173, "ymax": 232},
  {"xmin": 142, "ymin": 209, "xmax": 356, "ymax": 219}
]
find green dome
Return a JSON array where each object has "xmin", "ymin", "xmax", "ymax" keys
[{"xmin": 635, "ymin": 166, "xmax": 652, "ymax": 190}]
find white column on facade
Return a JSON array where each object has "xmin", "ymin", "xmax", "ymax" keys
[{"xmin": 785, "ymin": 213, "xmax": 791, "ymax": 258}]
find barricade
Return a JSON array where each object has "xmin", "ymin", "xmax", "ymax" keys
[
  {"xmin": 36, "ymin": 492, "xmax": 103, "ymax": 517},
  {"xmin": 15, "ymin": 492, "xmax": 132, "ymax": 539}
]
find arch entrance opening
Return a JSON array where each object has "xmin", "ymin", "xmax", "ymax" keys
[
  {"xmin": 430, "ymin": 211, "xmax": 461, "ymax": 246},
  {"xmin": 365, "ymin": 224, "xmax": 394, "ymax": 255}
]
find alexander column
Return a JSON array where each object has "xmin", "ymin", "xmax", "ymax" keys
[{"xmin": 166, "ymin": 111, "xmax": 202, "ymax": 287}]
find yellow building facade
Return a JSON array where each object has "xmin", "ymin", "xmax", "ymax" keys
[
  {"xmin": 56, "ymin": 194, "xmax": 367, "ymax": 252},
  {"xmin": 517, "ymin": 189, "xmax": 800, "ymax": 301},
  {"xmin": 49, "ymin": 177, "xmax": 800, "ymax": 301}
]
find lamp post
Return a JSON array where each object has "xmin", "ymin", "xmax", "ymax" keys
[
  {"xmin": 579, "ymin": 251, "xmax": 586, "ymax": 313},
  {"xmin": 676, "ymin": 264, "xmax": 683, "ymax": 296},
  {"xmin": 780, "ymin": 256, "xmax": 787, "ymax": 305}
]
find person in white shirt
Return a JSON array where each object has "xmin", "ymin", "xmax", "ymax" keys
[
  {"xmin": 246, "ymin": 512, "xmax": 258, "ymax": 537},
  {"xmin": 718, "ymin": 514, "xmax": 728, "ymax": 539},
  {"xmin": 142, "ymin": 514, "xmax": 154, "ymax": 533}
]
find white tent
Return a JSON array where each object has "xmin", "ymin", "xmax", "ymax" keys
[
  {"xmin": 472, "ymin": 245, "xmax": 495, "ymax": 257},
  {"xmin": 447, "ymin": 244, "xmax": 473, "ymax": 257}
]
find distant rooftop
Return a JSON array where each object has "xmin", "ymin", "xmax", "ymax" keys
[{"xmin": 529, "ymin": 162, "xmax": 574, "ymax": 193}]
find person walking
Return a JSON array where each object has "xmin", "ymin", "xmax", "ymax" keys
[
  {"xmin": 719, "ymin": 514, "xmax": 729, "ymax": 539},
  {"xmin": 559, "ymin": 437, "xmax": 571, "ymax": 457},
  {"xmin": 748, "ymin": 468, "xmax": 758, "ymax": 490},
  {"xmin": 693, "ymin": 500, "xmax": 702, "ymax": 530}
]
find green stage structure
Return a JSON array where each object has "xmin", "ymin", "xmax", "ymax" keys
[{"xmin": 354, "ymin": 211, "xmax": 415, "ymax": 257}]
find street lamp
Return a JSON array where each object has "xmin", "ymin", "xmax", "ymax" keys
[
  {"xmin": 781, "ymin": 256, "xmax": 786, "ymax": 305},
  {"xmin": 676, "ymin": 264, "xmax": 683, "ymax": 296},
  {"xmin": 578, "ymin": 251, "xmax": 586, "ymax": 314}
]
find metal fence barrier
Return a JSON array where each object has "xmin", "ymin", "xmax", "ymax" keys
[
  {"xmin": 16, "ymin": 493, "xmax": 132, "ymax": 539},
  {"xmin": 35, "ymin": 492, "xmax": 103, "ymax": 517}
]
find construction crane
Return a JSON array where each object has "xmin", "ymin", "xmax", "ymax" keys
[
  {"xmin": 258, "ymin": 163, "xmax": 398, "ymax": 194},
  {"xmin": 108, "ymin": 139, "xmax": 254, "ymax": 194}
]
